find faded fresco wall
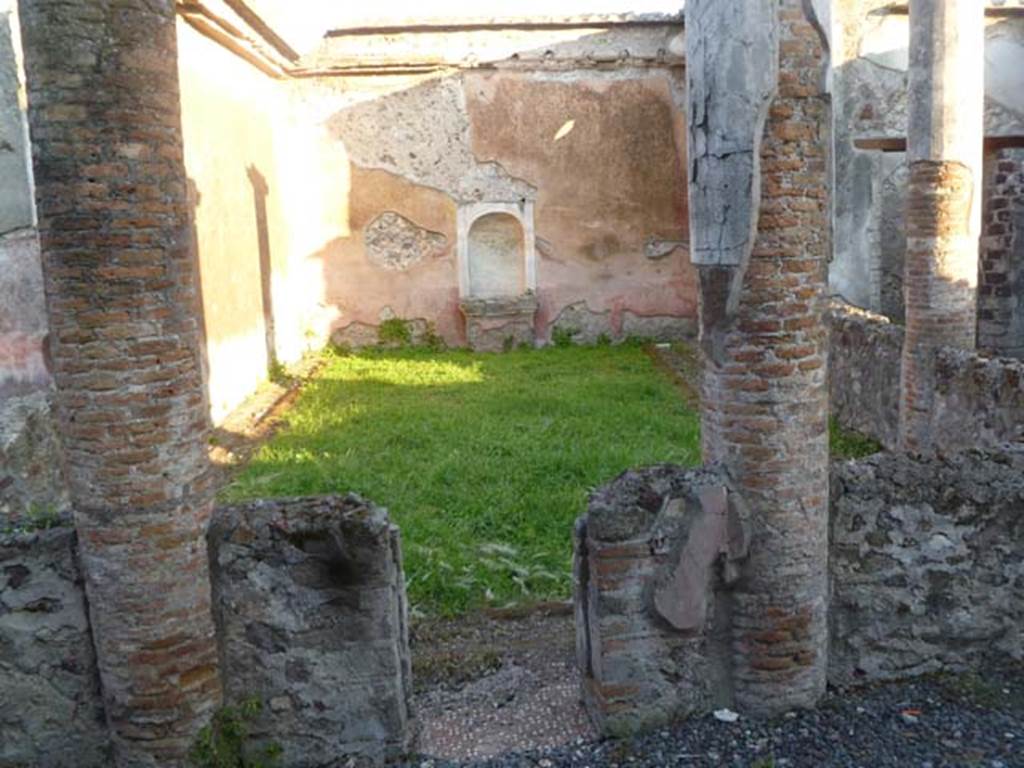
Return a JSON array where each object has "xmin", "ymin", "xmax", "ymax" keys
[
  {"xmin": 176, "ymin": 19, "xmax": 344, "ymax": 423},
  {"xmin": 307, "ymin": 21, "xmax": 696, "ymax": 347},
  {"xmin": 830, "ymin": 1, "xmax": 1024, "ymax": 315}
]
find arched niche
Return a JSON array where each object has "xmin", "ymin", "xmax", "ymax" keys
[
  {"xmin": 467, "ymin": 212, "xmax": 524, "ymax": 298},
  {"xmin": 456, "ymin": 201, "xmax": 536, "ymax": 300}
]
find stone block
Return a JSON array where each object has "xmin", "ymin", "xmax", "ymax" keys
[
  {"xmin": 459, "ymin": 293, "xmax": 537, "ymax": 352},
  {"xmin": 0, "ymin": 390, "xmax": 69, "ymax": 526},
  {"xmin": 209, "ymin": 494, "xmax": 414, "ymax": 766}
]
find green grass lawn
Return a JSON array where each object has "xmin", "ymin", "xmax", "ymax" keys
[{"xmin": 222, "ymin": 343, "xmax": 702, "ymax": 616}]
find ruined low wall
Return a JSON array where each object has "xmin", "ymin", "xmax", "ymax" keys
[
  {"xmin": 576, "ymin": 445, "xmax": 1024, "ymax": 733},
  {"xmin": 932, "ymin": 347, "xmax": 1024, "ymax": 449},
  {"xmin": 0, "ymin": 526, "xmax": 111, "ymax": 768},
  {"xmin": 827, "ymin": 301, "xmax": 903, "ymax": 448},
  {"xmin": 1, "ymin": 494, "xmax": 414, "ymax": 767},
  {"xmin": 209, "ymin": 494, "xmax": 414, "ymax": 765},
  {"xmin": 830, "ymin": 446, "xmax": 1024, "ymax": 684},
  {"xmin": 828, "ymin": 300, "xmax": 1024, "ymax": 450}
]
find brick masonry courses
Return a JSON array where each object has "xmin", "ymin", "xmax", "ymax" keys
[
  {"xmin": 979, "ymin": 148, "xmax": 1024, "ymax": 359},
  {"xmin": 18, "ymin": 0, "xmax": 222, "ymax": 763},
  {"xmin": 899, "ymin": 0, "xmax": 985, "ymax": 452},
  {"xmin": 687, "ymin": 0, "xmax": 832, "ymax": 715}
]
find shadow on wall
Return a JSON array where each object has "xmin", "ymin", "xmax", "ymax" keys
[
  {"xmin": 177, "ymin": 15, "xmax": 345, "ymax": 425},
  {"xmin": 247, "ymin": 165, "xmax": 277, "ymax": 372}
]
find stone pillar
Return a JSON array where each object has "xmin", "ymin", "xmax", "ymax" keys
[
  {"xmin": 899, "ymin": 0, "xmax": 984, "ymax": 450},
  {"xmin": 18, "ymin": 0, "xmax": 222, "ymax": 764},
  {"xmin": 687, "ymin": 0, "xmax": 830, "ymax": 715}
]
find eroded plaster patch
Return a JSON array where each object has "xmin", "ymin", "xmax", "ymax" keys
[
  {"xmin": 364, "ymin": 211, "xmax": 447, "ymax": 271},
  {"xmin": 326, "ymin": 75, "xmax": 536, "ymax": 203}
]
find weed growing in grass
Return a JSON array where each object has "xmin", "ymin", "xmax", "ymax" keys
[
  {"xmin": 224, "ymin": 344, "xmax": 701, "ymax": 615},
  {"xmin": 188, "ymin": 697, "xmax": 281, "ymax": 768},
  {"xmin": 829, "ymin": 417, "xmax": 883, "ymax": 459},
  {"xmin": 1, "ymin": 502, "xmax": 66, "ymax": 536},
  {"xmin": 551, "ymin": 326, "xmax": 578, "ymax": 347},
  {"xmin": 267, "ymin": 360, "xmax": 293, "ymax": 387},
  {"xmin": 378, "ymin": 317, "xmax": 413, "ymax": 346}
]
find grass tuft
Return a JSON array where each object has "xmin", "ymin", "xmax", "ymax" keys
[{"xmin": 829, "ymin": 417, "xmax": 883, "ymax": 459}]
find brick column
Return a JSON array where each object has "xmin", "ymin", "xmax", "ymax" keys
[
  {"xmin": 899, "ymin": 0, "xmax": 984, "ymax": 450},
  {"xmin": 687, "ymin": 0, "xmax": 830, "ymax": 714},
  {"xmin": 18, "ymin": 0, "xmax": 222, "ymax": 764}
]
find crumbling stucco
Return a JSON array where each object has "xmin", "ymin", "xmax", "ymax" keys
[{"xmin": 325, "ymin": 75, "xmax": 536, "ymax": 204}]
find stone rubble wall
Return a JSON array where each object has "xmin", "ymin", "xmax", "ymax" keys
[
  {"xmin": 577, "ymin": 445, "xmax": 1024, "ymax": 733},
  {"xmin": 829, "ymin": 446, "xmax": 1024, "ymax": 685},
  {"xmin": 0, "ymin": 494, "xmax": 415, "ymax": 767},
  {"xmin": 0, "ymin": 527, "xmax": 111, "ymax": 768},
  {"xmin": 828, "ymin": 299, "xmax": 1024, "ymax": 450},
  {"xmin": 208, "ymin": 494, "xmax": 414, "ymax": 766},
  {"xmin": 827, "ymin": 301, "xmax": 903, "ymax": 449},
  {"xmin": 0, "ymin": 390, "xmax": 69, "ymax": 526}
]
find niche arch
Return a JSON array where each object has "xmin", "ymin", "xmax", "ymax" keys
[{"xmin": 456, "ymin": 201, "xmax": 536, "ymax": 299}]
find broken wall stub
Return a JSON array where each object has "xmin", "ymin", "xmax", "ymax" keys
[
  {"xmin": 0, "ymin": 526, "xmax": 111, "ymax": 767},
  {"xmin": 0, "ymin": 390, "xmax": 69, "ymax": 526},
  {"xmin": 830, "ymin": 446, "xmax": 1024, "ymax": 684},
  {"xmin": 574, "ymin": 465, "xmax": 745, "ymax": 735},
  {"xmin": 829, "ymin": 299, "xmax": 1024, "ymax": 451},
  {"xmin": 209, "ymin": 494, "xmax": 414, "ymax": 765},
  {"xmin": 577, "ymin": 447, "xmax": 1024, "ymax": 733},
  {"xmin": 686, "ymin": 0, "xmax": 832, "ymax": 714},
  {"xmin": 827, "ymin": 301, "xmax": 903, "ymax": 450}
]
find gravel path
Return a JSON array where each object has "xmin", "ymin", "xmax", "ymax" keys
[{"xmin": 406, "ymin": 610, "xmax": 1024, "ymax": 768}]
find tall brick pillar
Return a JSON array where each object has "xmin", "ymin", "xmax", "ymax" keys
[
  {"xmin": 687, "ymin": 0, "xmax": 830, "ymax": 714},
  {"xmin": 18, "ymin": 0, "xmax": 222, "ymax": 764},
  {"xmin": 899, "ymin": 0, "xmax": 984, "ymax": 451}
]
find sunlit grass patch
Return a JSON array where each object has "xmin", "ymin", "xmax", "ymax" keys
[{"xmin": 224, "ymin": 343, "xmax": 701, "ymax": 616}]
